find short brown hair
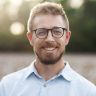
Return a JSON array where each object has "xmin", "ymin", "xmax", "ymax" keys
[{"xmin": 27, "ymin": 2, "xmax": 69, "ymax": 32}]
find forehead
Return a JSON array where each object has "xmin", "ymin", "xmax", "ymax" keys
[{"xmin": 32, "ymin": 14, "xmax": 66, "ymax": 29}]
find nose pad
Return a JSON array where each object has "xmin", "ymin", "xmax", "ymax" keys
[{"xmin": 45, "ymin": 31, "xmax": 54, "ymax": 41}]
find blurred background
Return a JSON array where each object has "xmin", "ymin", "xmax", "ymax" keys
[{"xmin": 0, "ymin": 0, "xmax": 96, "ymax": 84}]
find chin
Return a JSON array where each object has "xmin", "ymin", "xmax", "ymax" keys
[
  {"xmin": 37, "ymin": 52, "xmax": 64, "ymax": 65},
  {"xmin": 40, "ymin": 59, "xmax": 58, "ymax": 65}
]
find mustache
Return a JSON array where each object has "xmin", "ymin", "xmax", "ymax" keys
[{"xmin": 41, "ymin": 42, "xmax": 58, "ymax": 48}]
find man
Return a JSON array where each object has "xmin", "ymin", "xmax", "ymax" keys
[{"xmin": 0, "ymin": 2, "xmax": 96, "ymax": 96}]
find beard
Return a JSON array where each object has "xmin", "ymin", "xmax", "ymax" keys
[{"xmin": 35, "ymin": 49, "xmax": 64, "ymax": 65}]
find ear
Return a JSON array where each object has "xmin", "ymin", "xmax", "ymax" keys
[
  {"xmin": 26, "ymin": 32, "xmax": 33, "ymax": 46},
  {"xmin": 65, "ymin": 31, "xmax": 71, "ymax": 46}
]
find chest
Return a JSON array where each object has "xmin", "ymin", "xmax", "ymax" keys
[{"xmin": 9, "ymin": 79, "xmax": 82, "ymax": 96}]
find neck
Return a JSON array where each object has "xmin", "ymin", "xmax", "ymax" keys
[{"xmin": 34, "ymin": 57, "xmax": 65, "ymax": 81}]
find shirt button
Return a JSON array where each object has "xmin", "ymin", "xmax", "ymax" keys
[{"xmin": 43, "ymin": 83, "xmax": 47, "ymax": 87}]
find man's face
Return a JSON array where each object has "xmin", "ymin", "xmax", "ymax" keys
[{"xmin": 27, "ymin": 14, "xmax": 71, "ymax": 65}]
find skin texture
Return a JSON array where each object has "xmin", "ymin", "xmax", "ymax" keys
[{"xmin": 27, "ymin": 14, "xmax": 71, "ymax": 80}]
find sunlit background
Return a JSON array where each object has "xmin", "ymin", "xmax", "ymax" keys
[
  {"xmin": 0, "ymin": 0, "xmax": 84, "ymax": 36},
  {"xmin": 0, "ymin": 0, "xmax": 96, "ymax": 52},
  {"xmin": 0, "ymin": 0, "xmax": 96, "ymax": 84}
]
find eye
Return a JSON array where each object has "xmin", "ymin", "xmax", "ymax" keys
[
  {"xmin": 53, "ymin": 28, "xmax": 63, "ymax": 35},
  {"xmin": 36, "ymin": 29, "xmax": 46, "ymax": 36},
  {"xmin": 53, "ymin": 30, "xmax": 62, "ymax": 35}
]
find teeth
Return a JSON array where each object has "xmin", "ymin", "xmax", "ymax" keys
[{"xmin": 44, "ymin": 48, "xmax": 55, "ymax": 51}]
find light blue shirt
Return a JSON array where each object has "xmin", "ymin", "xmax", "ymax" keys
[{"xmin": 0, "ymin": 60, "xmax": 96, "ymax": 96}]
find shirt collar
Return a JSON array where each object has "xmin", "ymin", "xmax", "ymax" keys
[
  {"xmin": 24, "ymin": 60, "xmax": 36, "ymax": 79},
  {"xmin": 58, "ymin": 61, "xmax": 73, "ymax": 82},
  {"xmin": 24, "ymin": 60, "xmax": 73, "ymax": 82}
]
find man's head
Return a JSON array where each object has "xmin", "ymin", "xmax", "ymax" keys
[
  {"xmin": 27, "ymin": 2, "xmax": 70, "ymax": 32},
  {"xmin": 27, "ymin": 2, "xmax": 71, "ymax": 65}
]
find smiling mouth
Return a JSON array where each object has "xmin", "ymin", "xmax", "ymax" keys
[
  {"xmin": 41, "ymin": 43, "xmax": 58, "ymax": 51},
  {"xmin": 42, "ymin": 47, "xmax": 58, "ymax": 52},
  {"xmin": 44, "ymin": 47, "xmax": 56, "ymax": 51}
]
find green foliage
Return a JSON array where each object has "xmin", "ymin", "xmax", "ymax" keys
[
  {"xmin": 65, "ymin": 0, "xmax": 96, "ymax": 53},
  {"xmin": 0, "ymin": 0, "xmax": 96, "ymax": 53}
]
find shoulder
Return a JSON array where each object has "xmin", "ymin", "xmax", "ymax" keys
[
  {"xmin": 0, "ymin": 65, "xmax": 31, "ymax": 96},
  {"xmin": 0, "ymin": 65, "xmax": 30, "ymax": 88},
  {"xmin": 70, "ymin": 68, "xmax": 96, "ymax": 95},
  {"xmin": 71, "ymin": 68, "xmax": 95, "ymax": 86},
  {"xmin": 0, "ymin": 60, "xmax": 35, "ymax": 84}
]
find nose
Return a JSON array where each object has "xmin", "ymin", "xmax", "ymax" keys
[{"xmin": 45, "ymin": 31, "xmax": 55, "ymax": 42}]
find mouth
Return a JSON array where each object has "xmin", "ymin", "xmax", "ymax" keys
[
  {"xmin": 41, "ymin": 42, "xmax": 58, "ymax": 52},
  {"xmin": 44, "ymin": 47, "xmax": 56, "ymax": 51}
]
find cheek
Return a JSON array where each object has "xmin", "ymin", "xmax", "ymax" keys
[
  {"xmin": 61, "ymin": 42, "xmax": 66, "ymax": 50},
  {"xmin": 30, "ymin": 34, "xmax": 37, "ymax": 46},
  {"xmin": 32, "ymin": 40, "xmax": 41, "ymax": 51},
  {"xmin": 59, "ymin": 37, "xmax": 66, "ymax": 46},
  {"xmin": 60, "ymin": 36, "xmax": 69, "ymax": 46},
  {"xmin": 58, "ymin": 38, "xmax": 67, "ymax": 51}
]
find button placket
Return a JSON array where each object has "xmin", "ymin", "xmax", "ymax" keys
[{"xmin": 43, "ymin": 83, "xmax": 47, "ymax": 87}]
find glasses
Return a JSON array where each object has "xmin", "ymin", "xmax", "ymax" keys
[{"xmin": 32, "ymin": 27, "xmax": 67, "ymax": 39}]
